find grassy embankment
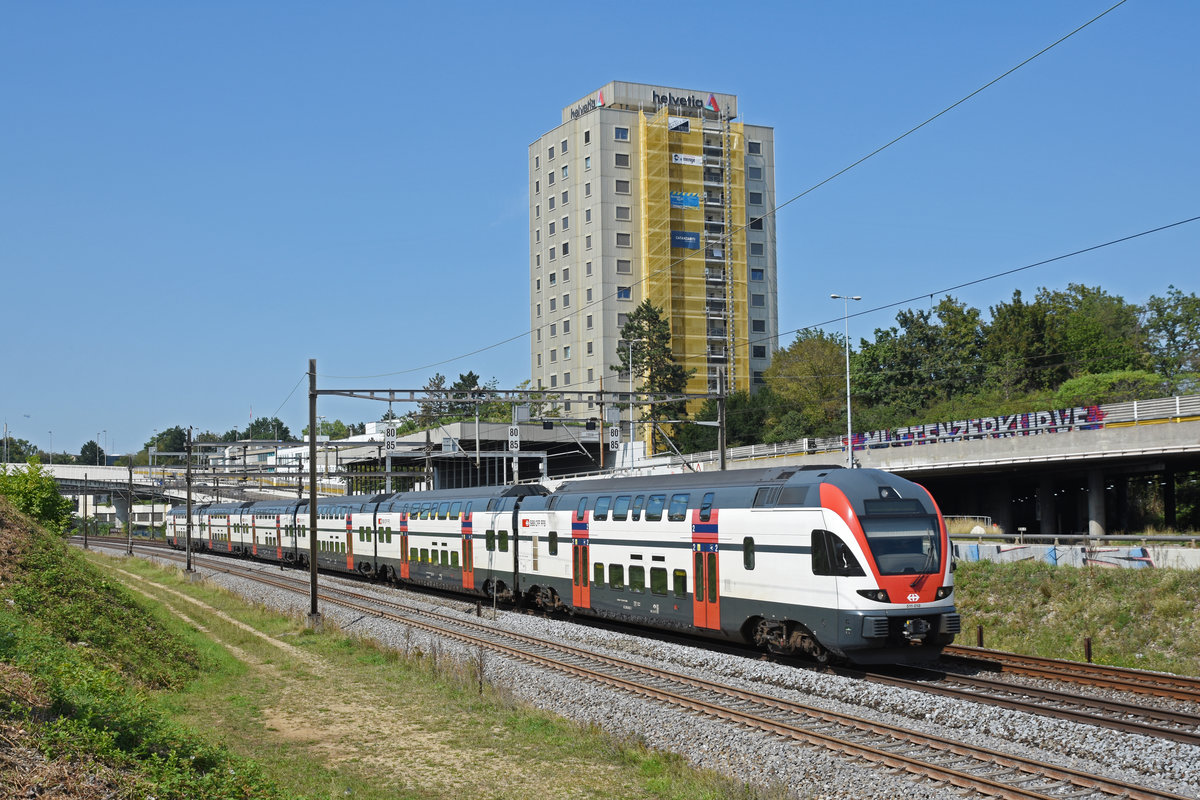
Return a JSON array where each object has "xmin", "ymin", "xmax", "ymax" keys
[
  {"xmin": 0, "ymin": 498, "xmax": 782, "ymax": 800},
  {"xmin": 953, "ymin": 559, "xmax": 1200, "ymax": 674}
]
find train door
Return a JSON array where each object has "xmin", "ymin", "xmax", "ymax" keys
[
  {"xmin": 571, "ymin": 506, "xmax": 590, "ymax": 609},
  {"xmin": 345, "ymin": 512, "xmax": 354, "ymax": 570},
  {"xmin": 461, "ymin": 508, "xmax": 475, "ymax": 590},
  {"xmin": 399, "ymin": 510, "xmax": 410, "ymax": 580},
  {"xmin": 691, "ymin": 506, "xmax": 720, "ymax": 630},
  {"xmin": 252, "ymin": 515, "xmax": 258, "ymax": 557},
  {"xmin": 276, "ymin": 515, "xmax": 283, "ymax": 560}
]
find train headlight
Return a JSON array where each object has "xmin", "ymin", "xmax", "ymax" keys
[
  {"xmin": 856, "ymin": 589, "xmax": 890, "ymax": 603},
  {"xmin": 935, "ymin": 586, "xmax": 953, "ymax": 600}
]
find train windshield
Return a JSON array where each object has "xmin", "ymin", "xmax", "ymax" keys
[{"xmin": 858, "ymin": 516, "xmax": 940, "ymax": 575}]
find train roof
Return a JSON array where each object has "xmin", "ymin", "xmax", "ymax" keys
[{"xmin": 554, "ymin": 465, "xmax": 843, "ymax": 495}]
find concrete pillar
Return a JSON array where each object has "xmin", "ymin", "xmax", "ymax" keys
[
  {"xmin": 1038, "ymin": 475, "xmax": 1056, "ymax": 536},
  {"xmin": 985, "ymin": 478, "xmax": 1013, "ymax": 535},
  {"xmin": 1087, "ymin": 468, "xmax": 1105, "ymax": 537},
  {"xmin": 113, "ymin": 495, "xmax": 130, "ymax": 526},
  {"xmin": 1164, "ymin": 467, "xmax": 1177, "ymax": 530}
]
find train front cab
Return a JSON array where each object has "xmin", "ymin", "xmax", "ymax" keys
[{"xmin": 815, "ymin": 473, "xmax": 960, "ymax": 664}]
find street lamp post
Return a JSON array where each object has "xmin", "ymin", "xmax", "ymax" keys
[
  {"xmin": 48, "ymin": 431, "xmax": 53, "ymax": 466},
  {"xmin": 619, "ymin": 337, "xmax": 648, "ymax": 469},
  {"xmin": 831, "ymin": 294, "xmax": 862, "ymax": 469}
]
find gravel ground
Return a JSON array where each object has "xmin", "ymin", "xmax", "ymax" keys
[{"xmin": 138, "ymin": 552, "xmax": 1200, "ymax": 800}]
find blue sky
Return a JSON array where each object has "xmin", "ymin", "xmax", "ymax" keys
[{"xmin": 2, "ymin": 1, "xmax": 1197, "ymax": 457}]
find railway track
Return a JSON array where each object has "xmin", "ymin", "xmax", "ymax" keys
[
  {"xmin": 944, "ymin": 645, "xmax": 1200, "ymax": 704},
  {"xmin": 88, "ymin": 542, "xmax": 1198, "ymax": 800}
]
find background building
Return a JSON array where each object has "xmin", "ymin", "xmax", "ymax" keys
[{"xmin": 528, "ymin": 81, "xmax": 778, "ymax": 416}]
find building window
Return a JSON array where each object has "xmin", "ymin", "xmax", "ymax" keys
[
  {"xmin": 536, "ymin": 303, "xmax": 541, "ymax": 317},
  {"xmin": 549, "ymin": 272, "xmax": 557, "ymax": 286},
  {"xmin": 585, "ymin": 208, "xmax": 591, "ymax": 223},
  {"xmin": 562, "ymin": 267, "xmax": 569, "ymax": 282},
  {"xmin": 535, "ymin": 180, "xmax": 540, "ymax": 193},
  {"xmin": 615, "ymin": 179, "xmax": 630, "ymax": 194},
  {"xmin": 550, "ymin": 374, "xmax": 557, "ymax": 388},
  {"xmin": 584, "ymin": 182, "xmax": 591, "ymax": 197},
  {"xmin": 752, "ymin": 319, "xmax": 766, "ymax": 333},
  {"xmin": 549, "ymin": 298, "xmax": 556, "ymax": 311},
  {"xmin": 615, "ymin": 206, "xmax": 631, "ymax": 220},
  {"xmin": 585, "ymin": 155, "xmax": 591, "ymax": 169},
  {"xmin": 616, "ymin": 232, "xmax": 631, "ymax": 247},
  {"xmin": 536, "ymin": 278, "xmax": 541, "ymax": 291},
  {"xmin": 748, "ymin": 165, "xmax": 762, "ymax": 180},
  {"xmin": 585, "ymin": 260, "xmax": 592, "ymax": 276},
  {"xmin": 747, "ymin": 141, "xmax": 762, "ymax": 155},
  {"xmin": 536, "ymin": 229, "xmax": 540, "ymax": 243},
  {"xmin": 549, "ymin": 196, "xmax": 556, "ymax": 210},
  {"xmin": 550, "ymin": 349, "xmax": 557, "ymax": 363},
  {"xmin": 563, "ymin": 318, "xmax": 571, "ymax": 333},
  {"xmin": 550, "ymin": 323, "xmax": 557, "ymax": 336},
  {"xmin": 561, "ymin": 165, "xmax": 568, "ymax": 179},
  {"xmin": 561, "ymin": 216, "xmax": 569, "ymax": 230},
  {"xmin": 748, "ymin": 192, "xmax": 763, "ymax": 205},
  {"xmin": 548, "ymin": 145, "xmax": 555, "ymax": 160},
  {"xmin": 753, "ymin": 345, "xmax": 767, "ymax": 359},
  {"xmin": 586, "ymin": 341, "xmax": 593, "ymax": 354},
  {"xmin": 561, "ymin": 138, "xmax": 568, "ymax": 154},
  {"xmin": 753, "ymin": 371, "xmax": 764, "ymax": 384},
  {"xmin": 584, "ymin": 130, "xmax": 590, "ymax": 144},
  {"xmin": 561, "ymin": 190, "xmax": 568, "ymax": 204},
  {"xmin": 561, "ymin": 241, "xmax": 569, "ymax": 256},
  {"xmin": 750, "ymin": 242, "xmax": 764, "ymax": 256},
  {"xmin": 615, "ymin": 152, "xmax": 630, "ymax": 168},
  {"xmin": 563, "ymin": 372, "xmax": 571, "ymax": 385},
  {"xmin": 562, "ymin": 293, "xmax": 570, "ymax": 308},
  {"xmin": 585, "ymin": 235, "xmax": 592, "ymax": 249},
  {"xmin": 535, "ymin": 203, "xmax": 540, "ymax": 218},
  {"xmin": 617, "ymin": 286, "xmax": 632, "ymax": 300},
  {"xmin": 536, "ymin": 254, "xmax": 541, "ymax": 266},
  {"xmin": 587, "ymin": 368, "xmax": 594, "ymax": 381},
  {"xmin": 616, "ymin": 259, "xmax": 632, "ymax": 273},
  {"xmin": 585, "ymin": 287, "xmax": 592, "ymax": 301},
  {"xmin": 549, "ymin": 246, "xmax": 555, "ymax": 260},
  {"xmin": 617, "ymin": 313, "xmax": 629, "ymax": 327},
  {"xmin": 586, "ymin": 314, "xmax": 593, "ymax": 329},
  {"xmin": 548, "ymin": 171, "xmax": 555, "ymax": 185},
  {"xmin": 563, "ymin": 345, "xmax": 571, "ymax": 359},
  {"xmin": 548, "ymin": 221, "xmax": 555, "ymax": 235},
  {"xmin": 537, "ymin": 353, "xmax": 542, "ymax": 366},
  {"xmin": 535, "ymin": 156, "xmax": 540, "ymax": 168},
  {"xmin": 751, "ymin": 293, "xmax": 765, "ymax": 307},
  {"xmin": 537, "ymin": 327, "xmax": 542, "ymax": 341},
  {"xmin": 751, "ymin": 268, "xmax": 764, "ymax": 281},
  {"xmin": 749, "ymin": 217, "xmax": 763, "ymax": 230},
  {"xmin": 615, "ymin": 126, "xmax": 629, "ymax": 141}
]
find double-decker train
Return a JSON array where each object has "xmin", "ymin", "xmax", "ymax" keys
[{"xmin": 167, "ymin": 465, "xmax": 959, "ymax": 664}]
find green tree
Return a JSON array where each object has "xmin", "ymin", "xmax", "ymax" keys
[
  {"xmin": 1036, "ymin": 283, "xmax": 1144, "ymax": 380},
  {"xmin": 1053, "ymin": 370, "xmax": 1169, "ymax": 406},
  {"xmin": 611, "ymin": 301, "xmax": 694, "ymax": 451},
  {"xmin": 1143, "ymin": 285, "xmax": 1200, "ymax": 380},
  {"xmin": 247, "ymin": 416, "xmax": 292, "ymax": 441},
  {"xmin": 762, "ymin": 330, "xmax": 847, "ymax": 439},
  {"xmin": 0, "ymin": 459, "xmax": 74, "ymax": 534},
  {"xmin": 3, "ymin": 436, "xmax": 36, "ymax": 463},
  {"xmin": 675, "ymin": 389, "xmax": 773, "ymax": 453},
  {"xmin": 79, "ymin": 440, "xmax": 106, "ymax": 466}
]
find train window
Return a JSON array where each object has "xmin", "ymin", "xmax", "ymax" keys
[
  {"xmin": 699, "ymin": 492, "xmax": 715, "ymax": 522},
  {"xmin": 650, "ymin": 567, "xmax": 668, "ymax": 595},
  {"xmin": 753, "ymin": 487, "xmax": 780, "ymax": 507},
  {"xmin": 743, "ymin": 537, "xmax": 756, "ymax": 570},
  {"xmin": 673, "ymin": 569, "xmax": 687, "ymax": 596},
  {"xmin": 645, "ymin": 495, "xmax": 666, "ymax": 521},
  {"xmin": 547, "ymin": 496, "xmax": 560, "ymax": 510},
  {"xmin": 410, "ymin": 547, "xmax": 418, "ymax": 562},
  {"xmin": 464, "ymin": 502, "xmax": 472, "ymax": 517},
  {"xmin": 486, "ymin": 530, "xmax": 495, "ymax": 551},
  {"xmin": 386, "ymin": 527, "xmax": 392, "ymax": 544},
  {"xmin": 629, "ymin": 565, "xmax": 645, "ymax": 593},
  {"xmin": 631, "ymin": 495, "xmax": 645, "ymax": 521},
  {"xmin": 593, "ymin": 496, "xmax": 611, "ymax": 521},
  {"xmin": 441, "ymin": 550, "xmax": 450, "ymax": 566},
  {"xmin": 451, "ymin": 551, "xmax": 460, "ymax": 567},
  {"xmin": 612, "ymin": 496, "xmax": 630, "ymax": 521},
  {"xmin": 449, "ymin": 501, "xmax": 462, "ymax": 520},
  {"xmin": 576, "ymin": 497, "xmax": 588, "ymax": 518},
  {"xmin": 667, "ymin": 494, "xmax": 690, "ymax": 522},
  {"xmin": 499, "ymin": 531, "xmax": 509, "ymax": 552},
  {"xmin": 420, "ymin": 548, "xmax": 429, "ymax": 563},
  {"xmin": 608, "ymin": 564, "xmax": 624, "ymax": 589},
  {"xmin": 778, "ymin": 486, "xmax": 808, "ymax": 506},
  {"xmin": 437, "ymin": 502, "xmax": 449, "ymax": 520},
  {"xmin": 811, "ymin": 530, "xmax": 865, "ymax": 577},
  {"xmin": 486, "ymin": 499, "xmax": 496, "ymax": 512},
  {"xmin": 549, "ymin": 531, "xmax": 559, "ymax": 556}
]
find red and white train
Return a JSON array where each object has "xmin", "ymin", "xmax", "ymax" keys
[{"xmin": 167, "ymin": 465, "xmax": 960, "ymax": 664}]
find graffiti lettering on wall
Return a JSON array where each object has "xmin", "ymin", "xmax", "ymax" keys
[
  {"xmin": 854, "ymin": 405, "xmax": 1106, "ymax": 449},
  {"xmin": 951, "ymin": 542, "xmax": 1200, "ymax": 569}
]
